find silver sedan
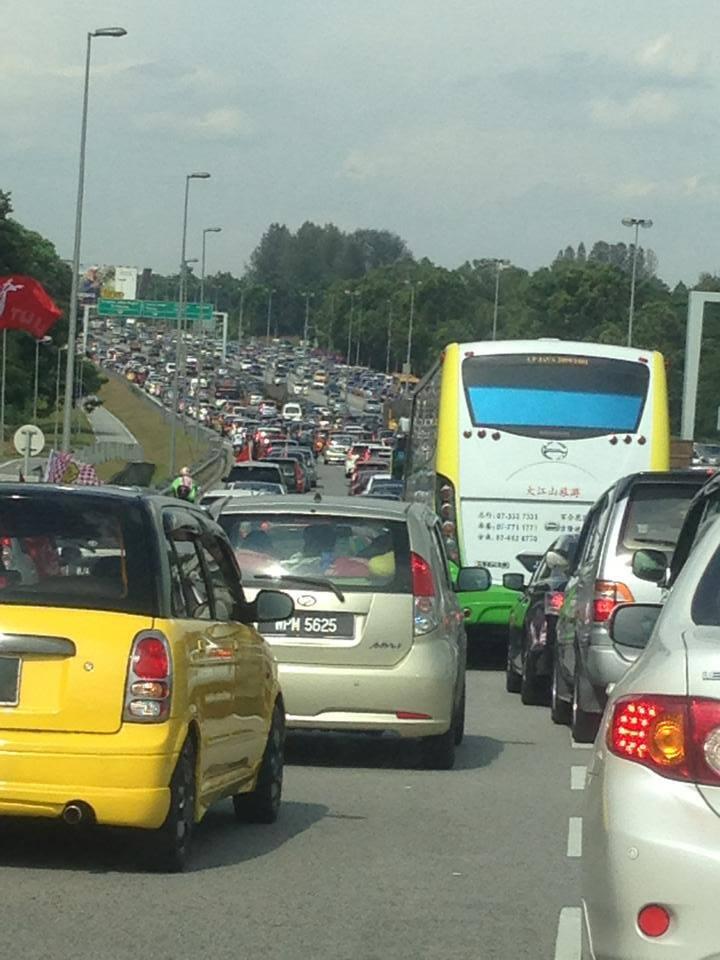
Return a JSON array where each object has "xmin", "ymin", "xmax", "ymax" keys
[{"xmin": 582, "ymin": 515, "xmax": 720, "ymax": 958}]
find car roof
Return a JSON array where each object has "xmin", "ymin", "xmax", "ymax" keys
[
  {"xmin": 614, "ymin": 469, "xmax": 709, "ymax": 501},
  {"xmin": 216, "ymin": 493, "xmax": 414, "ymax": 520}
]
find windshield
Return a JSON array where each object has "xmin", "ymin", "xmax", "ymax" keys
[
  {"xmin": 217, "ymin": 513, "xmax": 411, "ymax": 593},
  {"xmin": 462, "ymin": 353, "xmax": 650, "ymax": 439},
  {"xmin": 0, "ymin": 493, "xmax": 155, "ymax": 615}
]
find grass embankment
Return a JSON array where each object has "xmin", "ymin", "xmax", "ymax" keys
[{"xmin": 97, "ymin": 376, "xmax": 213, "ymax": 485}]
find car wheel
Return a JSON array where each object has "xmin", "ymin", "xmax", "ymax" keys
[
  {"xmin": 505, "ymin": 644, "xmax": 522, "ymax": 694},
  {"xmin": 454, "ymin": 682, "xmax": 466, "ymax": 746},
  {"xmin": 144, "ymin": 737, "xmax": 196, "ymax": 873},
  {"xmin": 420, "ymin": 724, "xmax": 456, "ymax": 770},
  {"xmin": 520, "ymin": 650, "xmax": 548, "ymax": 706},
  {"xmin": 551, "ymin": 652, "xmax": 571, "ymax": 726},
  {"xmin": 571, "ymin": 673, "xmax": 600, "ymax": 744},
  {"xmin": 233, "ymin": 700, "xmax": 285, "ymax": 824}
]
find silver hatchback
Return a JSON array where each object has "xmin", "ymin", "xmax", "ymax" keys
[{"xmin": 214, "ymin": 496, "xmax": 476, "ymax": 769}]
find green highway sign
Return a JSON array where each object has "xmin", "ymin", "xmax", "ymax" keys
[{"xmin": 97, "ymin": 299, "xmax": 213, "ymax": 320}]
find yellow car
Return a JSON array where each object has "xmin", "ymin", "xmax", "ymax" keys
[{"xmin": 0, "ymin": 484, "xmax": 294, "ymax": 871}]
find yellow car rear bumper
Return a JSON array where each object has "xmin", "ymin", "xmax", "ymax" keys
[{"xmin": 0, "ymin": 724, "xmax": 184, "ymax": 828}]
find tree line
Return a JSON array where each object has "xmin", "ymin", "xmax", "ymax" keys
[{"xmin": 4, "ymin": 193, "xmax": 720, "ymax": 439}]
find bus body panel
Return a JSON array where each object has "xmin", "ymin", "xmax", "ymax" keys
[{"xmin": 406, "ymin": 339, "xmax": 670, "ymax": 636}]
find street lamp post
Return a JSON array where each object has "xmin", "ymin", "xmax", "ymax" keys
[
  {"xmin": 265, "ymin": 288, "xmax": 275, "ymax": 343},
  {"xmin": 200, "ymin": 226, "xmax": 221, "ymax": 339},
  {"xmin": 169, "ymin": 172, "xmax": 210, "ymax": 479},
  {"xmin": 300, "ymin": 291, "xmax": 314, "ymax": 345},
  {"xmin": 622, "ymin": 217, "xmax": 653, "ymax": 347},
  {"xmin": 344, "ymin": 290, "xmax": 358, "ymax": 365},
  {"xmin": 404, "ymin": 280, "xmax": 422, "ymax": 374},
  {"xmin": 54, "ymin": 346, "xmax": 67, "ymax": 449},
  {"xmin": 491, "ymin": 259, "xmax": 510, "ymax": 341},
  {"xmin": 62, "ymin": 26, "xmax": 127, "ymax": 452},
  {"xmin": 33, "ymin": 335, "xmax": 53, "ymax": 424}
]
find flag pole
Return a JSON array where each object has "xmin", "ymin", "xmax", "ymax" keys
[{"xmin": 0, "ymin": 329, "xmax": 6, "ymax": 452}]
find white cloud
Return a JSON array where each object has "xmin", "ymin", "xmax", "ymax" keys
[
  {"xmin": 136, "ymin": 106, "xmax": 253, "ymax": 140},
  {"xmin": 636, "ymin": 34, "xmax": 699, "ymax": 78},
  {"xmin": 590, "ymin": 89, "xmax": 679, "ymax": 127}
]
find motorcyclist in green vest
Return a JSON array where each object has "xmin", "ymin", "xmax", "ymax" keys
[{"xmin": 171, "ymin": 466, "xmax": 198, "ymax": 503}]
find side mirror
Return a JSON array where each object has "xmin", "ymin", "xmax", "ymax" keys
[
  {"xmin": 631, "ymin": 548, "xmax": 667, "ymax": 584},
  {"xmin": 608, "ymin": 602, "xmax": 662, "ymax": 650},
  {"xmin": 455, "ymin": 567, "xmax": 492, "ymax": 592},
  {"xmin": 502, "ymin": 572, "xmax": 525, "ymax": 592},
  {"xmin": 546, "ymin": 550, "xmax": 568, "ymax": 571},
  {"xmin": 253, "ymin": 589, "xmax": 294, "ymax": 623}
]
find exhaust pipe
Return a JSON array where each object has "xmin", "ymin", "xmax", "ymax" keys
[{"xmin": 62, "ymin": 802, "xmax": 87, "ymax": 825}]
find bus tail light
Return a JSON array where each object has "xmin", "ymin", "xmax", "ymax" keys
[
  {"xmin": 593, "ymin": 580, "xmax": 634, "ymax": 622},
  {"xmin": 436, "ymin": 475, "xmax": 460, "ymax": 563}
]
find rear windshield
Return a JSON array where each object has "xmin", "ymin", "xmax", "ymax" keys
[
  {"xmin": 227, "ymin": 465, "xmax": 282, "ymax": 484},
  {"xmin": 0, "ymin": 493, "xmax": 156, "ymax": 615},
  {"xmin": 619, "ymin": 483, "xmax": 699, "ymax": 552},
  {"xmin": 462, "ymin": 353, "xmax": 650, "ymax": 439},
  {"xmin": 217, "ymin": 513, "xmax": 411, "ymax": 593}
]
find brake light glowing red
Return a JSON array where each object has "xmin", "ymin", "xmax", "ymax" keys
[
  {"xmin": 133, "ymin": 637, "xmax": 169, "ymax": 680},
  {"xmin": 410, "ymin": 552, "xmax": 435, "ymax": 597},
  {"xmin": 593, "ymin": 580, "xmax": 634, "ymax": 622},
  {"xmin": 608, "ymin": 695, "xmax": 720, "ymax": 785},
  {"xmin": 637, "ymin": 905, "xmax": 670, "ymax": 938}
]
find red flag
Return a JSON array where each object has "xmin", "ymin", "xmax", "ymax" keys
[{"xmin": 0, "ymin": 275, "xmax": 62, "ymax": 337}]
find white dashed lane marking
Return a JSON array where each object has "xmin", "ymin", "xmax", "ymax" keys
[
  {"xmin": 567, "ymin": 817, "xmax": 583, "ymax": 858},
  {"xmin": 554, "ymin": 907, "xmax": 583, "ymax": 960},
  {"xmin": 571, "ymin": 765, "xmax": 587, "ymax": 791}
]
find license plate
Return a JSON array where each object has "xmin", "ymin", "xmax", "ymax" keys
[
  {"xmin": 0, "ymin": 657, "xmax": 20, "ymax": 706},
  {"xmin": 260, "ymin": 612, "xmax": 355, "ymax": 639}
]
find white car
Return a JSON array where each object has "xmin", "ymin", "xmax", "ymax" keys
[
  {"xmin": 282, "ymin": 402, "xmax": 302, "ymax": 421},
  {"xmin": 324, "ymin": 435, "xmax": 351, "ymax": 465},
  {"xmin": 582, "ymin": 516, "xmax": 720, "ymax": 959}
]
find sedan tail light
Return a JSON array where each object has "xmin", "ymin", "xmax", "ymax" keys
[
  {"xmin": 608, "ymin": 695, "xmax": 720, "ymax": 785},
  {"xmin": 124, "ymin": 631, "xmax": 172, "ymax": 723},
  {"xmin": 593, "ymin": 580, "xmax": 634, "ymax": 622},
  {"xmin": 544, "ymin": 590, "xmax": 565, "ymax": 615}
]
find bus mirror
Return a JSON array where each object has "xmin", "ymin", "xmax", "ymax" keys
[
  {"xmin": 632, "ymin": 548, "xmax": 667, "ymax": 584},
  {"xmin": 455, "ymin": 567, "xmax": 491, "ymax": 592},
  {"xmin": 502, "ymin": 573, "xmax": 525, "ymax": 592}
]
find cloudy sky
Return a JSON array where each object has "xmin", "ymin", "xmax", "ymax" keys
[{"xmin": 3, "ymin": 1, "xmax": 719, "ymax": 284}]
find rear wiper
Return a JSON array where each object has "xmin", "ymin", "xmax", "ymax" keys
[{"xmin": 250, "ymin": 573, "xmax": 345, "ymax": 603}]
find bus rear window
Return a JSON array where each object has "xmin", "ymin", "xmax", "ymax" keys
[{"xmin": 461, "ymin": 353, "xmax": 650, "ymax": 439}]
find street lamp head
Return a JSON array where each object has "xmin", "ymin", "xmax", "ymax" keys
[
  {"xmin": 185, "ymin": 258, "xmax": 199, "ymax": 264},
  {"xmin": 640, "ymin": 219, "xmax": 653, "ymax": 229},
  {"xmin": 189, "ymin": 171, "xmax": 211, "ymax": 180},
  {"xmin": 204, "ymin": 226, "xmax": 222, "ymax": 234},
  {"xmin": 621, "ymin": 217, "xmax": 635, "ymax": 227},
  {"xmin": 92, "ymin": 27, "xmax": 127, "ymax": 37}
]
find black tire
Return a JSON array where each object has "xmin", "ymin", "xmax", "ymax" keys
[
  {"xmin": 572, "ymin": 674, "xmax": 600, "ymax": 744},
  {"xmin": 551, "ymin": 653, "xmax": 572, "ymax": 726},
  {"xmin": 520, "ymin": 651, "xmax": 548, "ymax": 706},
  {"xmin": 144, "ymin": 737, "xmax": 196, "ymax": 873},
  {"xmin": 233, "ymin": 701, "xmax": 285, "ymax": 824},
  {"xmin": 454, "ymin": 683, "xmax": 466, "ymax": 746},
  {"xmin": 421, "ymin": 724, "xmax": 456, "ymax": 770},
  {"xmin": 505, "ymin": 645, "xmax": 522, "ymax": 694}
]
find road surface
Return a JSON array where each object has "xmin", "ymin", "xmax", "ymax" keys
[{"xmin": 1, "ymin": 463, "xmax": 586, "ymax": 960}]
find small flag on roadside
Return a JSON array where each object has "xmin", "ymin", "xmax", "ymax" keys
[{"xmin": 46, "ymin": 450, "xmax": 100, "ymax": 486}]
